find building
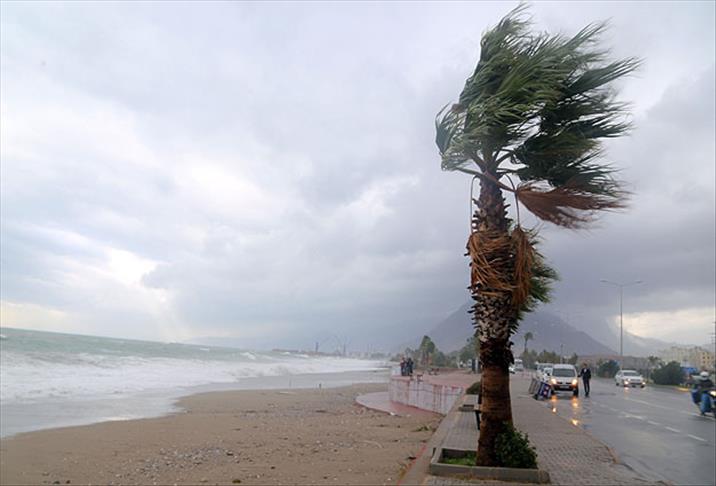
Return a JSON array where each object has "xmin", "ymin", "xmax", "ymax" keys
[{"xmin": 658, "ymin": 345, "xmax": 715, "ymax": 371}]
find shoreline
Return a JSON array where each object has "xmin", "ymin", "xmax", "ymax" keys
[
  {"xmin": 0, "ymin": 382, "xmax": 440, "ymax": 485},
  {"xmin": 0, "ymin": 368, "xmax": 391, "ymax": 439}
]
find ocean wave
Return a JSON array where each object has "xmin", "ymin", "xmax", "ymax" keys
[{"xmin": 0, "ymin": 350, "xmax": 384, "ymax": 403}]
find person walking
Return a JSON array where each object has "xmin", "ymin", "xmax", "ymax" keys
[{"xmin": 579, "ymin": 364, "xmax": 592, "ymax": 397}]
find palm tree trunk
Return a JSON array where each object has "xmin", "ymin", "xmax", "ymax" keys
[{"xmin": 469, "ymin": 176, "xmax": 515, "ymax": 467}]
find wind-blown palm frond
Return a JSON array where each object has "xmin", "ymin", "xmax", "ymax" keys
[
  {"xmin": 436, "ymin": 4, "xmax": 639, "ymax": 227},
  {"xmin": 515, "ymin": 180, "xmax": 626, "ymax": 228}
]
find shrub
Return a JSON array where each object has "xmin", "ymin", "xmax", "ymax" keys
[
  {"xmin": 465, "ymin": 381, "xmax": 481, "ymax": 395},
  {"xmin": 652, "ymin": 361, "xmax": 683, "ymax": 386},
  {"xmin": 495, "ymin": 423, "xmax": 537, "ymax": 469},
  {"xmin": 597, "ymin": 359, "xmax": 619, "ymax": 378}
]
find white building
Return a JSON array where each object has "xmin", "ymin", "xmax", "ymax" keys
[{"xmin": 658, "ymin": 345, "xmax": 715, "ymax": 371}]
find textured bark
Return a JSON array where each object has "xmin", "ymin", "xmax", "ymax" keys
[
  {"xmin": 475, "ymin": 364, "xmax": 512, "ymax": 466},
  {"xmin": 468, "ymin": 174, "xmax": 516, "ymax": 466}
]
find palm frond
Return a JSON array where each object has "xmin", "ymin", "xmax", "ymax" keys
[
  {"xmin": 515, "ymin": 180, "xmax": 626, "ymax": 229},
  {"xmin": 436, "ymin": 5, "xmax": 639, "ymax": 226},
  {"xmin": 511, "ymin": 226, "xmax": 534, "ymax": 310},
  {"xmin": 515, "ymin": 230, "xmax": 558, "ymax": 321},
  {"xmin": 466, "ymin": 230, "xmax": 514, "ymax": 296}
]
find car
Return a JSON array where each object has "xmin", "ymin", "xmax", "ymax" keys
[
  {"xmin": 509, "ymin": 364, "xmax": 516, "ymax": 374},
  {"xmin": 615, "ymin": 370, "xmax": 645, "ymax": 388},
  {"xmin": 536, "ymin": 363, "xmax": 554, "ymax": 380},
  {"xmin": 514, "ymin": 359, "xmax": 524, "ymax": 372},
  {"xmin": 548, "ymin": 364, "xmax": 579, "ymax": 396}
]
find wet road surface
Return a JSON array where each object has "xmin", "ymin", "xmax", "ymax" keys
[{"xmin": 539, "ymin": 377, "xmax": 715, "ymax": 485}]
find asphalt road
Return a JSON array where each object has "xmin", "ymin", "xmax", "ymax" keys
[{"xmin": 538, "ymin": 376, "xmax": 716, "ymax": 485}]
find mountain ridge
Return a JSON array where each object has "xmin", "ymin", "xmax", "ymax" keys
[{"xmin": 397, "ymin": 303, "xmax": 674, "ymax": 357}]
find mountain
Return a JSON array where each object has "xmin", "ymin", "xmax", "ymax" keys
[
  {"xmin": 558, "ymin": 310, "xmax": 676, "ymax": 357},
  {"xmin": 398, "ymin": 304, "xmax": 616, "ymax": 356}
]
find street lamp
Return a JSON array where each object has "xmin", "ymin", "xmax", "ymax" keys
[{"xmin": 600, "ymin": 279, "xmax": 642, "ymax": 370}]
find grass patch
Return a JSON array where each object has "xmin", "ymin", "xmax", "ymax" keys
[{"xmin": 441, "ymin": 452, "xmax": 476, "ymax": 466}]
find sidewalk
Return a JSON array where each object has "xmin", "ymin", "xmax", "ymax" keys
[
  {"xmin": 368, "ymin": 372, "xmax": 655, "ymax": 485},
  {"xmin": 509, "ymin": 375, "xmax": 654, "ymax": 485}
]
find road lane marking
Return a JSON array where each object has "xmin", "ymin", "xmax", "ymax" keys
[
  {"xmin": 647, "ymin": 420, "xmax": 661, "ymax": 426},
  {"xmin": 623, "ymin": 397, "xmax": 672, "ymax": 410},
  {"xmin": 623, "ymin": 413, "xmax": 646, "ymax": 420},
  {"xmin": 665, "ymin": 426, "xmax": 681, "ymax": 433},
  {"xmin": 687, "ymin": 434, "xmax": 707, "ymax": 442}
]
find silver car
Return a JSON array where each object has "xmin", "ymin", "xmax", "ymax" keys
[{"xmin": 615, "ymin": 370, "xmax": 645, "ymax": 388}]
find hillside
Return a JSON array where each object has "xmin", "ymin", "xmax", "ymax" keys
[{"xmin": 400, "ymin": 304, "xmax": 617, "ymax": 356}]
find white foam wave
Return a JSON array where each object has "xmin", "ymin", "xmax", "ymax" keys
[{"xmin": 0, "ymin": 350, "xmax": 384, "ymax": 403}]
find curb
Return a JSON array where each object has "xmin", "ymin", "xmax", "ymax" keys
[{"xmin": 429, "ymin": 446, "xmax": 551, "ymax": 484}]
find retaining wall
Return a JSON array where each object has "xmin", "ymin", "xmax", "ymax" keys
[{"xmin": 388, "ymin": 375, "xmax": 464, "ymax": 415}]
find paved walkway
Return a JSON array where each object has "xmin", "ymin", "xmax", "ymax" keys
[
  {"xmin": 510, "ymin": 377, "xmax": 656, "ymax": 485},
  {"xmin": 358, "ymin": 371, "xmax": 656, "ymax": 485}
]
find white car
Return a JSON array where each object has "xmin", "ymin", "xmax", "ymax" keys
[
  {"xmin": 536, "ymin": 363, "xmax": 554, "ymax": 381},
  {"xmin": 549, "ymin": 364, "xmax": 579, "ymax": 396},
  {"xmin": 615, "ymin": 370, "xmax": 645, "ymax": 388}
]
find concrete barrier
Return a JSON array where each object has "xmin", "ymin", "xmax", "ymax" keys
[{"xmin": 388, "ymin": 376, "xmax": 463, "ymax": 415}]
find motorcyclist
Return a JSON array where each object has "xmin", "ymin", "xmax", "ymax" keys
[
  {"xmin": 695, "ymin": 371, "xmax": 714, "ymax": 392},
  {"xmin": 691, "ymin": 371, "xmax": 714, "ymax": 415}
]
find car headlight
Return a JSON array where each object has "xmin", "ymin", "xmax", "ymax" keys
[
  {"xmin": 550, "ymin": 378, "xmax": 557, "ymax": 385},
  {"xmin": 571, "ymin": 379, "xmax": 578, "ymax": 386},
  {"xmin": 710, "ymin": 390, "xmax": 716, "ymax": 398}
]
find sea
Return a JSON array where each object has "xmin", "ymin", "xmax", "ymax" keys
[{"xmin": 0, "ymin": 327, "xmax": 388, "ymax": 438}]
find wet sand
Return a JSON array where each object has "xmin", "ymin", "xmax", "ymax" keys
[{"xmin": 0, "ymin": 383, "xmax": 440, "ymax": 485}]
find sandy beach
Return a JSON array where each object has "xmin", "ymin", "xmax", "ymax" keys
[{"xmin": 0, "ymin": 383, "xmax": 440, "ymax": 485}]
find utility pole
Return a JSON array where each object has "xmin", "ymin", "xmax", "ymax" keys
[{"xmin": 600, "ymin": 279, "xmax": 643, "ymax": 371}]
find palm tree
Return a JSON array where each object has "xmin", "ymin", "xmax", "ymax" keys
[
  {"xmin": 523, "ymin": 331, "xmax": 533, "ymax": 355},
  {"xmin": 435, "ymin": 5, "xmax": 638, "ymax": 466}
]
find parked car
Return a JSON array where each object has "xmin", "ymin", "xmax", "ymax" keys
[
  {"xmin": 514, "ymin": 358, "xmax": 524, "ymax": 372},
  {"xmin": 549, "ymin": 364, "xmax": 579, "ymax": 396},
  {"xmin": 615, "ymin": 370, "xmax": 645, "ymax": 388}
]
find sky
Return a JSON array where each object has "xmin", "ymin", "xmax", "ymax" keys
[{"xmin": 1, "ymin": 1, "xmax": 714, "ymax": 352}]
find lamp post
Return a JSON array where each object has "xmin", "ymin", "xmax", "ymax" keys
[{"xmin": 600, "ymin": 279, "xmax": 642, "ymax": 370}]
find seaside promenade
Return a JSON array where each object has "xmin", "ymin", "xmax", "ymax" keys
[{"xmin": 358, "ymin": 371, "xmax": 654, "ymax": 485}]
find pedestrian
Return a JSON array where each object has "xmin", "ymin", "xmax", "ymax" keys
[
  {"xmin": 400, "ymin": 356, "xmax": 406, "ymax": 377},
  {"xmin": 579, "ymin": 364, "xmax": 592, "ymax": 397},
  {"xmin": 407, "ymin": 357, "xmax": 414, "ymax": 376}
]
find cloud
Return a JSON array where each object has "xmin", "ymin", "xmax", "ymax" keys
[
  {"xmin": 624, "ymin": 307, "xmax": 716, "ymax": 344},
  {"xmin": 1, "ymin": 2, "xmax": 714, "ymax": 350}
]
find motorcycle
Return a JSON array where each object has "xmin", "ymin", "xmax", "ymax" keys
[{"xmin": 690, "ymin": 386, "xmax": 716, "ymax": 418}]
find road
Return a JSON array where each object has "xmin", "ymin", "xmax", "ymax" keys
[{"xmin": 535, "ymin": 376, "xmax": 715, "ymax": 485}]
